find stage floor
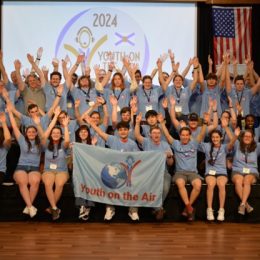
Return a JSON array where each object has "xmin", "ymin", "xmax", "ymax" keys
[{"xmin": 0, "ymin": 222, "xmax": 260, "ymax": 259}]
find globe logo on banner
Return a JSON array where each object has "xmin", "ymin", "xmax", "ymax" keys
[
  {"xmin": 55, "ymin": 7, "xmax": 150, "ymax": 74},
  {"xmin": 100, "ymin": 156, "xmax": 141, "ymax": 189},
  {"xmin": 101, "ymin": 163, "xmax": 127, "ymax": 189}
]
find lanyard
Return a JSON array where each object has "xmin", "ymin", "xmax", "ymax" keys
[
  {"xmin": 210, "ymin": 146, "xmax": 221, "ymax": 166},
  {"xmin": 52, "ymin": 145, "xmax": 59, "ymax": 159},
  {"xmin": 174, "ymin": 87, "xmax": 182, "ymax": 103},
  {"xmin": 244, "ymin": 148, "xmax": 248, "ymax": 163},
  {"xmin": 80, "ymin": 87, "xmax": 91, "ymax": 100},
  {"xmin": 142, "ymin": 86, "xmax": 152, "ymax": 103},
  {"xmin": 113, "ymin": 89, "xmax": 123, "ymax": 101},
  {"xmin": 235, "ymin": 89, "xmax": 244, "ymax": 105}
]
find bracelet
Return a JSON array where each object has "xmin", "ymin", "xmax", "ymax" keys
[
  {"xmin": 213, "ymin": 110, "xmax": 217, "ymax": 113},
  {"xmin": 36, "ymin": 58, "xmax": 41, "ymax": 61},
  {"xmin": 57, "ymin": 95, "xmax": 62, "ymax": 97},
  {"xmin": 194, "ymin": 66, "xmax": 199, "ymax": 69},
  {"xmin": 76, "ymin": 63, "xmax": 80, "ymax": 66},
  {"xmin": 102, "ymin": 100, "xmax": 107, "ymax": 105},
  {"xmin": 108, "ymin": 69, "xmax": 113, "ymax": 72},
  {"xmin": 229, "ymin": 106, "xmax": 233, "ymax": 108}
]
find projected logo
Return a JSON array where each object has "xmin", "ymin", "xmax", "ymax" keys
[{"xmin": 55, "ymin": 8, "xmax": 150, "ymax": 74}]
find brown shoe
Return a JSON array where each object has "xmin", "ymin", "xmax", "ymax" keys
[{"xmin": 154, "ymin": 208, "xmax": 165, "ymax": 221}]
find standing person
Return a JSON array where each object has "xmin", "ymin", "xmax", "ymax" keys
[
  {"xmin": 7, "ymin": 105, "xmax": 42, "ymax": 218},
  {"xmin": 85, "ymin": 115, "xmax": 140, "ymax": 221},
  {"xmin": 0, "ymin": 113, "xmax": 12, "ymax": 185},
  {"xmin": 36, "ymin": 108, "xmax": 70, "ymax": 220},
  {"xmin": 74, "ymin": 125, "xmax": 96, "ymax": 221},
  {"xmin": 135, "ymin": 112, "xmax": 173, "ymax": 220},
  {"xmin": 159, "ymin": 112, "xmax": 209, "ymax": 221},
  {"xmin": 231, "ymin": 129, "xmax": 260, "ymax": 215},
  {"xmin": 198, "ymin": 119, "xmax": 237, "ymax": 221}
]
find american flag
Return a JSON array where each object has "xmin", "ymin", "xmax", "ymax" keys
[{"xmin": 212, "ymin": 6, "xmax": 252, "ymax": 65}]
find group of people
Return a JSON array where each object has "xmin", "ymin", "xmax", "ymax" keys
[{"xmin": 0, "ymin": 49, "xmax": 260, "ymax": 222}]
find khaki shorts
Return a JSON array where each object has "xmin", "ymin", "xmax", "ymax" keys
[{"xmin": 172, "ymin": 171, "xmax": 202, "ymax": 184}]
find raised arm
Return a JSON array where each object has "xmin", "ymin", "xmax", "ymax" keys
[
  {"xmin": 44, "ymin": 106, "xmax": 61, "ymax": 140},
  {"xmin": 6, "ymin": 104, "xmax": 21, "ymax": 140},
  {"xmin": 0, "ymin": 112, "xmax": 11, "ymax": 148},
  {"xmin": 208, "ymin": 99, "xmax": 218, "ymax": 133},
  {"xmin": 181, "ymin": 58, "xmax": 193, "ymax": 79},
  {"xmin": 84, "ymin": 114, "xmax": 109, "ymax": 142},
  {"xmin": 67, "ymin": 54, "xmax": 84, "ymax": 89},
  {"xmin": 208, "ymin": 55, "xmax": 213, "ymax": 74},
  {"xmin": 0, "ymin": 50, "xmax": 9, "ymax": 85},
  {"xmin": 110, "ymin": 95, "xmax": 118, "ymax": 128},
  {"xmin": 196, "ymin": 112, "xmax": 209, "ymax": 143},
  {"xmin": 190, "ymin": 58, "xmax": 199, "ymax": 91},
  {"xmin": 169, "ymin": 96, "xmax": 180, "ymax": 130},
  {"xmin": 227, "ymin": 127, "xmax": 240, "ymax": 151},
  {"xmin": 46, "ymin": 84, "xmax": 63, "ymax": 118},
  {"xmin": 62, "ymin": 116, "xmax": 70, "ymax": 149},
  {"xmin": 134, "ymin": 112, "xmax": 144, "ymax": 145},
  {"xmin": 14, "ymin": 59, "xmax": 25, "ymax": 92},
  {"xmin": 27, "ymin": 54, "xmax": 46, "ymax": 87},
  {"xmin": 129, "ymin": 64, "xmax": 138, "ymax": 93},
  {"xmin": 157, "ymin": 113, "xmax": 174, "ymax": 145}
]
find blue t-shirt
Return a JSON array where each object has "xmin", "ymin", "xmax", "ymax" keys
[
  {"xmin": 106, "ymin": 135, "xmax": 139, "ymax": 152},
  {"xmin": 229, "ymin": 87, "xmax": 252, "ymax": 116},
  {"xmin": 43, "ymin": 82, "xmax": 69, "ymax": 112},
  {"xmin": 166, "ymin": 85, "xmax": 192, "ymax": 115},
  {"xmin": 200, "ymin": 85, "xmax": 223, "ymax": 118},
  {"xmin": 232, "ymin": 141, "xmax": 260, "ymax": 175},
  {"xmin": 198, "ymin": 143, "xmax": 228, "ymax": 176},
  {"xmin": 17, "ymin": 135, "xmax": 41, "ymax": 167},
  {"xmin": 21, "ymin": 114, "xmax": 50, "ymax": 131},
  {"xmin": 171, "ymin": 140, "xmax": 199, "ymax": 173},
  {"xmin": 90, "ymin": 124, "xmax": 106, "ymax": 147},
  {"xmin": 71, "ymin": 86, "xmax": 98, "ymax": 115},
  {"xmin": 136, "ymin": 86, "xmax": 163, "ymax": 119},
  {"xmin": 44, "ymin": 141, "xmax": 68, "ymax": 172}
]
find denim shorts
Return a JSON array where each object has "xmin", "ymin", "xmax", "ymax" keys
[{"xmin": 15, "ymin": 165, "xmax": 40, "ymax": 173}]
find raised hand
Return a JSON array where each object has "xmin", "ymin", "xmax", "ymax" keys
[
  {"xmin": 0, "ymin": 112, "xmax": 6, "ymax": 123},
  {"xmin": 169, "ymin": 96, "xmax": 176, "ymax": 107},
  {"xmin": 56, "ymin": 84, "xmax": 64, "ymax": 96},
  {"xmin": 157, "ymin": 113, "xmax": 164, "ymax": 124},
  {"xmin": 208, "ymin": 55, "xmax": 213, "ymax": 66},
  {"xmin": 27, "ymin": 54, "xmax": 34, "ymax": 64},
  {"xmin": 162, "ymin": 97, "xmax": 168, "ymax": 109},
  {"xmin": 136, "ymin": 112, "xmax": 142, "ymax": 124},
  {"xmin": 54, "ymin": 106, "xmax": 61, "ymax": 117},
  {"xmin": 77, "ymin": 54, "xmax": 85, "ymax": 64},
  {"xmin": 14, "ymin": 59, "xmax": 22, "ymax": 70},
  {"xmin": 203, "ymin": 112, "xmax": 210, "ymax": 124},
  {"xmin": 221, "ymin": 116, "xmax": 229, "ymax": 128},
  {"xmin": 109, "ymin": 95, "xmax": 118, "ymax": 106},
  {"xmin": 234, "ymin": 127, "xmax": 241, "ymax": 137},
  {"xmin": 74, "ymin": 99, "xmax": 80, "ymax": 108}
]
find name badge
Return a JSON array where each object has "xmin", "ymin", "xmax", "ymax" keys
[
  {"xmin": 175, "ymin": 105, "xmax": 182, "ymax": 113},
  {"xmin": 67, "ymin": 102, "xmax": 72, "ymax": 108},
  {"xmin": 88, "ymin": 101, "xmax": 95, "ymax": 107},
  {"xmin": 243, "ymin": 168, "xmax": 250, "ymax": 174},
  {"xmin": 209, "ymin": 170, "xmax": 216, "ymax": 176},
  {"xmin": 50, "ymin": 163, "xmax": 57, "ymax": 170},
  {"xmin": 145, "ymin": 105, "xmax": 153, "ymax": 112},
  {"xmin": 117, "ymin": 106, "xmax": 121, "ymax": 112}
]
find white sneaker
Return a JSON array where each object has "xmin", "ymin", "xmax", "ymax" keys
[
  {"xmin": 104, "ymin": 206, "xmax": 115, "ymax": 221},
  {"xmin": 217, "ymin": 208, "xmax": 225, "ymax": 221},
  {"xmin": 207, "ymin": 208, "xmax": 214, "ymax": 221},
  {"xmin": 128, "ymin": 207, "xmax": 139, "ymax": 221},
  {"xmin": 28, "ymin": 206, "xmax": 37, "ymax": 218},
  {"xmin": 79, "ymin": 206, "xmax": 91, "ymax": 221},
  {"xmin": 23, "ymin": 206, "xmax": 30, "ymax": 215}
]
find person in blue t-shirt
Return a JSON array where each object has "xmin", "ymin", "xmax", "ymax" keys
[
  {"xmin": 0, "ymin": 113, "xmax": 11, "ymax": 185},
  {"xmin": 73, "ymin": 124, "xmax": 96, "ymax": 221},
  {"xmin": 36, "ymin": 108, "xmax": 70, "ymax": 221},
  {"xmin": 231, "ymin": 128, "xmax": 260, "ymax": 216},
  {"xmin": 135, "ymin": 112, "xmax": 173, "ymax": 220},
  {"xmin": 198, "ymin": 119, "xmax": 238, "ymax": 222},
  {"xmin": 159, "ymin": 112, "xmax": 209, "ymax": 221},
  {"xmin": 85, "ymin": 115, "xmax": 140, "ymax": 222},
  {"xmin": 7, "ymin": 105, "xmax": 42, "ymax": 218}
]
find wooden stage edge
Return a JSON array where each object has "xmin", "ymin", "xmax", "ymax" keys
[{"xmin": 0, "ymin": 222, "xmax": 260, "ymax": 259}]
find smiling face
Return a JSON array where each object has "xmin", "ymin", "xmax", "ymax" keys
[
  {"xmin": 180, "ymin": 129, "xmax": 191, "ymax": 145},
  {"xmin": 245, "ymin": 116, "xmax": 255, "ymax": 129},
  {"xmin": 242, "ymin": 131, "xmax": 254, "ymax": 145},
  {"xmin": 118, "ymin": 127, "xmax": 129, "ymax": 140},
  {"xmin": 150, "ymin": 128, "xmax": 161, "ymax": 144},
  {"xmin": 173, "ymin": 75, "xmax": 183, "ymax": 88},
  {"xmin": 143, "ymin": 77, "xmax": 152, "ymax": 90},
  {"xmin": 90, "ymin": 112, "xmax": 100, "ymax": 126},
  {"xmin": 50, "ymin": 75, "xmax": 61, "ymax": 88},
  {"xmin": 51, "ymin": 128, "xmax": 62, "ymax": 142},
  {"xmin": 235, "ymin": 79, "xmax": 245, "ymax": 92},
  {"xmin": 79, "ymin": 129, "xmax": 89, "ymax": 141},
  {"xmin": 26, "ymin": 127, "xmax": 38, "ymax": 141},
  {"xmin": 27, "ymin": 75, "xmax": 38, "ymax": 89},
  {"xmin": 147, "ymin": 115, "xmax": 157, "ymax": 127},
  {"xmin": 211, "ymin": 132, "xmax": 222, "ymax": 147},
  {"xmin": 112, "ymin": 74, "xmax": 123, "ymax": 88},
  {"xmin": 28, "ymin": 106, "xmax": 40, "ymax": 118}
]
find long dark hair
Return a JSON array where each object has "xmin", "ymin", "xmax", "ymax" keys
[
  {"xmin": 75, "ymin": 125, "xmax": 91, "ymax": 144},
  {"xmin": 25, "ymin": 126, "xmax": 41, "ymax": 154},
  {"xmin": 208, "ymin": 130, "xmax": 222, "ymax": 166},
  {"xmin": 239, "ymin": 130, "xmax": 257, "ymax": 153},
  {"xmin": 48, "ymin": 126, "xmax": 63, "ymax": 151}
]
